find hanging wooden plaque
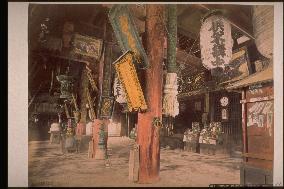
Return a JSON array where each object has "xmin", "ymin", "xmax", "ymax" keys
[
  {"xmin": 71, "ymin": 34, "xmax": 103, "ymax": 59},
  {"xmin": 113, "ymin": 51, "xmax": 147, "ymax": 112},
  {"xmin": 108, "ymin": 5, "xmax": 149, "ymax": 69},
  {"xmin": 227, "ymin": 46, "xmax": 251, "ymax": 78}
]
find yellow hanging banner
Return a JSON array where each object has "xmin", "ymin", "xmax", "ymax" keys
[{"xmin": 113, "ymin": 51, "xmax": 147, "ymax": 112}]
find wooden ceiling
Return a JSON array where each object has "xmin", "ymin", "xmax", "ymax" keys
[
  {"xmin": 28, "ymin": 4, "xmax": 254, "ymax": 101},
  {"xmin": 177, "ymin": 4, "xmax": 253, "ymax": 39},
  {"xmin": 29, "ymin": 4, "xmax": 253, "ymax": 40}
]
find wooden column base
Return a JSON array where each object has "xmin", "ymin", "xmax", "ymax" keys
[
  {"xmin": 95, "ymin": 148, "xmax": 107, "ymax": 160},
  {"xmin": 92, "ymin": 119, "xmax": 109, "ymax": 159}
]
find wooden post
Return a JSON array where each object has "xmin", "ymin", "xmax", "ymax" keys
[
  {"xmin": 210, "ymin": 94, "xmax": 215, "ymax": 122},
  {"xmin": 126, "ymin": 112, "xmax": 129, "ymax": 137},
  {"xmin": 137, "ymin": 4, "xmax": 165, "ymax": 184},
  {"xmin": 241, "ymin": 90, "xmax": 248, "ymax": 163},
  {"xmin": 166, "ymin": 4, "xmax": 177, "ymax": 73},
  {"xmin": 205, "ymin": 92, "xmax": 210, "ymax": 113},
  {"xmin": 92, "ymin": 13, "xmax": 113, "ymax": 159},
  {"xmin": 79, "ymin": 68, "xmax": 89, "ymax": 124}
]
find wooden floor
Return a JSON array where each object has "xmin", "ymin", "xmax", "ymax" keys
[{"xmin": 28, "ymin": 137, "xmax": 241, "ymax": 187}]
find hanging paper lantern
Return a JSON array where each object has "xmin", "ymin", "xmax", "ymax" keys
[
  {"xmin": 252, "ymin": 5, "xmax": 274, "ymax": 59},
  {"xmin": 200, "ymin": 12, "xmax": 233, "ymax": 76},
  {"xmin": 162, "ymin": 73, "xmax": 179, "ymax": 117},
  {"xmin": 113, "ymin": 75, "xmax": 127, "ymax": 104}
]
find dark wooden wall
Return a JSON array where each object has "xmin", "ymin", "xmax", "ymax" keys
[
  {"xmin": 175, "ymin": 95, "xmax": 204, "ymax": 133},
  {"xmin": 210, "ymin": 91, "xmax": 242, "ymax": 146}
]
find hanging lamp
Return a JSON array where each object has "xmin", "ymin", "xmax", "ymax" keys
[
  {"xmin": 252, "ymin": 5, "xmax": 274, "ymax": 59},
  {"xmin": 200, "ymin": 10, "xmax": 233, "ymax": 76}
]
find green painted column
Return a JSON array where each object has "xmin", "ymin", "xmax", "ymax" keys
[{"xmin": 167, "ymin": 4, "xmax": 177, "ymax": 73}]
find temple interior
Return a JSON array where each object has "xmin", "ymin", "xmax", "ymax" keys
[{"xmin": 23, "ymin": 3, "xmax": 279, "ymax": 187}]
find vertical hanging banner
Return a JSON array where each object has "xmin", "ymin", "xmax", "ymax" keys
[
  {"xmin": 108, "ymin": 4, "xmax": 149, "ymax": 69},
  {"xmin": 113, "ymin": 51, "xmax": 147, "ymax": 112}
]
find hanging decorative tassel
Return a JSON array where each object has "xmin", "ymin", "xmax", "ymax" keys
[{"xmin": 162, "ymin": 73, "xmax": 179, "ymax": 117}]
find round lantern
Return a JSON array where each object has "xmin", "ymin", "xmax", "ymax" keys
[
  {"xmin": 200, "ymin": 11, "xmax": 233, "ymax": 76},
  {"xmin": 252, "ymin": 6, "xmax": 274, "ymax": 59}
]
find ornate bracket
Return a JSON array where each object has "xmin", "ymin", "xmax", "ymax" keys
[{"xmin": 152, "ymin": 117, "xmax": 163, "ymax": 129}]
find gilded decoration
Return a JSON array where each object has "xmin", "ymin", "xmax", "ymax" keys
[
  {"xmin": 113, "ymin": 51, "xmax": 147, "ymax": 112},
  {"xmin": 72, "ymin": 34, "xmax": 103, "ymax": 59},
  {"xmin": 178, "ymin": 71, "xmax": 206, "ymax": 93},
  {"xmin": 98, "ymin": 96, "xmax": 115, "ymax": 119}
]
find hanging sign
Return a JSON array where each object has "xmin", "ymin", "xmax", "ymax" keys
[
  {"xmin": 113, "ymin": 51, "xmax": 147, "ymax": 112},
  {"xmin": 109, "ymin": 4, "xmax": 149, "ymax": 69},
  {"xmin": 221, "ymin": 108, "xmax": 229, "ymax": 120},
  {"xmin": 221, "ymin": 46, "xmax": 251, "ymax": 81},
  {"xmin": 71, "ymin": 34, "xmax": 103, "ymax": 59}
]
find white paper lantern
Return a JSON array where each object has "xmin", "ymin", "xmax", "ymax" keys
[
  {"xmin": 200, "ymin": 14, "xmax": 233, "ymax": 74},
  {"xmin": 252, "ymin": 6, "xmax": 274, "ymax": 59}
]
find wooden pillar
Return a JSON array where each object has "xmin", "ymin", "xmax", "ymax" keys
[
  {"xmin": 78, "ymin": 67, "xmax": 89, "ymax": 131},
  {"xmin": 205, "ymin": 92, "xmax": 210, "ymax": 113},
  {"xmin": 92, "ymin": 14, "xmax": 113, "ymax": 159},
  {"xmin": 163, "ymin": 5, "xmax": 178, "ymax": 131},
  {"xmin": 166, "ymin": 4, "xmax": 177, "ymax": 73},
  {"xmin": 210, "ymin": 94, "xmax": 215, "ymax": 122},
  {"xmin": 137, "ymin": 4, "xmax": 165, "ymax": 184},
  {"xmin": 126, "ymin": 112, "xmax": 130, "ymax": 137},
  {"xmin": 241, "ymin": 90, "xmax": 248, "ymax": 163},
  {"xmin": 120, "ymin": 112, "xmax": 127, "ymax": 136}
]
